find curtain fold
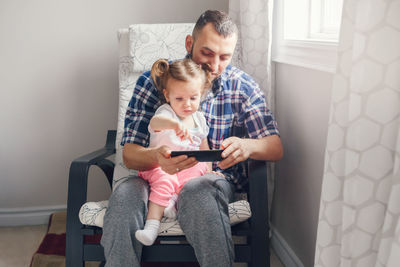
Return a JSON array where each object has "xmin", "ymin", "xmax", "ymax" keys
[
  {"xmin": 229, "ymin": 0, "xmax": 276, "ymax": 216},
  {"xmin": 314, "ymin": 0, "xmax": 400, "ymax": 266}
]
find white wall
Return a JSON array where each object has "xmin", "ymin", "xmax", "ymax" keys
[
  {"xmin": 272, "ymin": 62, "xmax": 333, "ymax": 266},
  {"xmin": 0, "ymin": 0, "xmax": 228, "ymax": 224}
]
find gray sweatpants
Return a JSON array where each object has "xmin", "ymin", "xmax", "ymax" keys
[{"xmin": 100, "ymin": 173, "xmax": 236, "ymax": 267}]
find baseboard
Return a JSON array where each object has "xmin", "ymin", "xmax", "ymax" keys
[
  {"xmin": 270, "ymin": 225, "xmax": 305, "ymax": 267},
  {"xmin": 0, "ymin": 205, "xmax": 66, "ymax": 226}
]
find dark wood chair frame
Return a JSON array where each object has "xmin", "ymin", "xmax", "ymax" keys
[{"xmin": 66, "ymin": 130, "xmax": 270, "ymax": 267}]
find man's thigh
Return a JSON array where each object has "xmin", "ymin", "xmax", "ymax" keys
[
  {"xmin": 178, "ymin": 173, "xmax": 235, "ymax": 207},
  {"xmin": 108, "ymin": 176, "xmax": 150, "ymax": 209}
]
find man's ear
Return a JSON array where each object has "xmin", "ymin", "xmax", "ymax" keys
[{"xmin": 185, "ymin": 35, "xmax": 193, "ymax": 54}]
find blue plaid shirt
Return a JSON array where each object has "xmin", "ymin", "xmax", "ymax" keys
[{"xmin": 122, "ymin": 64, "xmax": 279, "ymax": 191}]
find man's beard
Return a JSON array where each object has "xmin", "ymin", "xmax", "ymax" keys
[{"xmin": 188, "ymin": 46, "xmax": 221, "ymax": 81}]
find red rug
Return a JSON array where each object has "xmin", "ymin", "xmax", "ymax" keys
[{"xmin": 30, "ymin": 211, "xmax": 199, "ymax": 267}]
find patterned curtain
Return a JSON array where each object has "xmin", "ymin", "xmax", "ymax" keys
[
  {"xmin": 314, "ymin": 0, "xmax": 400, "ymax": 266},
  {"xmin": 229, "ymin": 0, "xmax": 276, "ymax": 215}
]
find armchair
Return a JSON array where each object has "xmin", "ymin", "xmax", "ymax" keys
[{"xmin": 66, "ymin": 23, "xmax": 270, "ymax": 267}]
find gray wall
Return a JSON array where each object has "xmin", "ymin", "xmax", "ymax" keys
[
  {"xmin": 0, "ymin": 0, "xmax": 228, "ymax": 213},
  {"xmin": 272, "ymin": 62, "xmax": 333, "ymax": 266}
]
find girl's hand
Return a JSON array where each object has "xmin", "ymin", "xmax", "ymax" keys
[{"xmin": 175, "ymin": 123, "xmax": 193, "ymax": 143}]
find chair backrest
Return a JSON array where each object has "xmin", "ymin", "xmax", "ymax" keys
[{"xmin": 113, "ymin": 24, "xmax": 194, "ymax": 189}]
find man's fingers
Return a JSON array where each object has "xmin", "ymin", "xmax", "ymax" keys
[
  {"xmin": 218, "ymin": 149, "xmax": 242, "ymax": 169},
  {"xmin": 221, "ymin": 142, "xmax": 238, "ymax": 158},
  {"xmin": 170, "ymin": 154, "xmax": 188, "ymax": 163},
  {"xmin": 178, "ymin": 157, "xmax": 197, "ymax": 170},
  {"xmin": 221, "ymin": 136, "xmax": 238, "ymax": 149}
]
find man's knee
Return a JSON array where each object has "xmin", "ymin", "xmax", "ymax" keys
[
  {"xmin": 109, "ymin": 177, "xmax": 149, "ymax": 208},
  {"xmin": 179, "ymin": 174, "xmax": 232, "ymax": 201},
  {"xmin": 180, "ymin": 175, "xmax": 215, "ymax": 197}
]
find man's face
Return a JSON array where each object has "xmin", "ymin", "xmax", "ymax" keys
[{"xmin": 186, "ymin": 23, "xmax": 237, "ymax": 80}]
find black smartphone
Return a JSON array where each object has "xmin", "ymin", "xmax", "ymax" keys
[{"xmin": 170, "ymin": 150, "xmax": 224, "ymax": 162}]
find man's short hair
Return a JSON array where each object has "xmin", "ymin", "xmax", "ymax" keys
[{"xmin": 193, "ymin": 10, "xmax": 238, "ymax": 39}]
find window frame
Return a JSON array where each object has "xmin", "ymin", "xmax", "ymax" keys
[{"xmin": 272, "ymin": 0, "xmax": 340, "ymax": 73}]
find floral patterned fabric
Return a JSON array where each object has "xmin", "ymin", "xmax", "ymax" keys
[{"xmin": 79, "ymin": 200, "xmax": 251, "ymax": 236}]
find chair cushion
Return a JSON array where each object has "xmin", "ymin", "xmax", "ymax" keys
[
  {"xmin": 129, "ymin": 23, "xmax": 194, "ymax": 72},
  {"xmin": 112, "ymin": 24, "xmax": 194, "ymax": 190},
  {"xmin": 79, "ymin": 200, "xmax": 251, "ymax": 236}
]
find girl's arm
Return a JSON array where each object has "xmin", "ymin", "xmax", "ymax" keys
[
  {"xmin": 150, "ymin": 115, "xmax": 193, "ymax": 142},
  {"xmin": 150, "ymin": 115, "xmax": 179, "ymax": 132}
]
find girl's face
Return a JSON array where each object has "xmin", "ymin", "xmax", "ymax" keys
[{"xmin": 163, "ymin": 77, "xmax": 203, "ymax": 120}]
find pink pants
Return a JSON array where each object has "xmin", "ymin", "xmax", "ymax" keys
[{"xmin": 138, "ymin": 162, "xmax": 209, "ymax": 207}]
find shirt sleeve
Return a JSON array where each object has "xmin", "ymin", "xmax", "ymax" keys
[
  {"xmin": 121, "ymin": 71, "xmax": 161, "ymax": 147},
  {"xmin": 241, "ymin": 78, "xmax": 280, "ymax": 139},
  {"xmin": 154, "ymin": 104, "xmax": 176, "ymax": 117}
]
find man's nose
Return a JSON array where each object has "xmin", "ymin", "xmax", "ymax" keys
[{"xmin": 209, "ymin": 57, "xmax": 219, "ymax": 73}]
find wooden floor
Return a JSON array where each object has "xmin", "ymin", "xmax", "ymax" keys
[{"xmin": 0, "ymin": 225, "xmax": 284, "ymax": 267}]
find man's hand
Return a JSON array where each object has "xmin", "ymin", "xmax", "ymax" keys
[
  {"xmin": 218, "ymin": 137, "xmax": 250, "ymax": 169},
  {"xmin": 156, "ymin": 145, "xmax": 198, "ymax": 174}
]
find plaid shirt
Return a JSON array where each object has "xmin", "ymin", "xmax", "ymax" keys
[{"xmin": 122, "ymin": 64, "xmax": 280, "ymax": 191}]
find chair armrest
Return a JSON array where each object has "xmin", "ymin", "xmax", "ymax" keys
[
  {"xmin": 67, "ymin": 130, "xmax": 116, "ymax": 219},
  {"xmin": 72, "ymin": 130, "xmax": 116, "ymax": 164},
  {"xmin": 66, "ymin": 130, "xmax": 116, "ymax": 265}
]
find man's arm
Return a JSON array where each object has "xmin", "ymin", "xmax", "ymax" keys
[
  {"xmin": 217, "ymin": 135, "xmax": 283, "ymax": 170},
  {"xmin": 123, "ymin": 143, "xmax": 198, "ymax": 174}
]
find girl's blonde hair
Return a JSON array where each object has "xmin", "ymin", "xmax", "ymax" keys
[{"xmin": 151, "ymin": 58, "xmax": 212, "ymax": 102}]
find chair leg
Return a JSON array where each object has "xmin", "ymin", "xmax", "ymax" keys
[
  {"xmin": 66, "ymin": 162, "xmax": 89, "ymax": 267},
  {"xmin": 248, "ymin": 160, "xmax": 270, "ymax": 267},
  {"xmin": 65, "ymin": 222, "xmax": 84, "ymax": 267},
  {"xmin": 249, "ymin": 234, "xmax": 270, "ymax": 267}
]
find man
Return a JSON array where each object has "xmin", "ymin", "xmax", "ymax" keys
[{"xmin": 101, "ymin": 10, "xmax": 283, "ymax": 267}]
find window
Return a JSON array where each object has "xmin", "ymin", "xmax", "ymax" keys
[{"xmin": 272, "ymin": 0, "xmax": 344, "ymax": 72}]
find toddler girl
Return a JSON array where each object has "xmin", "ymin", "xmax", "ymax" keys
[{"xmin": 135, "ymin": 58, "xmax": 212, "ymax": 246}]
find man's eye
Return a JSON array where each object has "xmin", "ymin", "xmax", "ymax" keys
[
  {"xmin": 202, "ymin": 51, "xmax": 212, "ymax": 57},
  {"xmin": 191, "ymin": 97, "xmax": 197, "ymax": 100},
  {"xmin": 176, "ymin": 98, "xmax": 183, "ymax": 101}
]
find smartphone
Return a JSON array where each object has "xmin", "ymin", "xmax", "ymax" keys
[{"xmin": 170, "ymin": 150, "xmax": 224, "ymax": 162}]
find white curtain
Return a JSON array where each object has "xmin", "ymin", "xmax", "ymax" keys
[
  {"xmin": 229, "ymin": 0, "xmax": 275, "ymax": 213},
  {"xmin": 315, "ymin": 0, "xmax": 400, "ymax": 266}
]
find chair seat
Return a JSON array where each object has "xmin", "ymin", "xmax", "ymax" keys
[{"xmin": 79, "ymin": 199, "xmax": 252, "ymax": 236}]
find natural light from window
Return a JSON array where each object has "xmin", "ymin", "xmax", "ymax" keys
[{"xmin": 283, "ymin": 0, "xmax": 343, "ymax": 42}]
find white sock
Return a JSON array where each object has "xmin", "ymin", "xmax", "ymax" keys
[
  {"xmin": 163, "ymin": 194, "xmax": 178, "ymax": 219},
  {"xmin": 135, "ymin": 219, "xmax": 160, "ymax": 246}
]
